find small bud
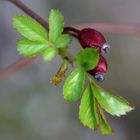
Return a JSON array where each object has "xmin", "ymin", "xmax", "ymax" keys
[
  {"xmin": 78, "ymin": 28, "xmax": 106, "ymax": 50},
  {"xmin": 94, "ymin": 73, "xmax": 105, "ymax": 82},
  {"xmin": 51, "ymin": 62, "xmax": 68, "ymax": 85},
  {"xmin": 88, "ymin": 55, "xmax": 108, "ymax": 82}
]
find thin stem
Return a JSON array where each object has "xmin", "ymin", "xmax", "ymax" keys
[
  {"xmin": 64, "ymin": 26, "xmax": 80, "ymax": 34},
  {"xmin": 63, "ymin": 27, "xmax": 79, "ymax": 39},
  {"xmin": 67, "ymin": 32, "xmax": 78, "ymax": 39},
  {"xmin": 0, "ymin": 57, "xmax": 36, "ymax": 80}
]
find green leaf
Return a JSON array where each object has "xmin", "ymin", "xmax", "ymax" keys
[
  {"xmin": 76, "ymin": 48, "xmax": 99, "ymax": 71},
  {"xmin": 49, "ymin": 10, "xmax": 64, "ymax": 43},
  {"xmin": 79, "ymin": 84, "xmax": 99, "ymax": 130},
  {"xmin": 97, "ymin": 103, "xmax": 113, "ymax": 134},
  {"xmin": 91, "ymin": 82, "xmax": 134, "ymax": 117},
  {"xmin": 13, "ymin": 15, "xmax": 48, "ymax": 43},
  {"xmin": 63, "ymin": 67, "xmax": 85, "ymax": 101},
  {"xmin": 16, "ymin": 38, "xmax": 50, "ymax": 57},
  {"xmin": 55, "ymin": 34, "xmax": 72, "ymax": 48},
  {"xmin": 42, "ymin": 47, "xmax": 57, "ymax": 61}
]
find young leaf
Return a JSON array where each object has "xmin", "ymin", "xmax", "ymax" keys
[
  {"xmin": 91, "ymin": 82, "xmax": 134, "ymax": 116},
  {"xmin": 51, "ymin": 61, "xmax": 68, "ymax": 85},
  {"xmin": 55, "ymin": 34, "xmax": 72, "ymax": 48},
  {"xmin": 16, "ymin": 38, "xmax": 50, "ymax": 57},
  {"xmin": 13, "ymin": 15, "xmax": 48, "ymax": 43},
  {"xmin": 49, "ymin": 10, "xmax": 64, "ymax": 43},
  {"xmin": 76, "ymin": 48, "xmax": 99, "ymax": 71},
  {"xmin": 97, "ymin": 103, "xmax": 113, "ymax": 134},
  {"xmin": 42, "ymin": 47, "xmax": 57, "ymax": 61},
  {"xmin": 79, "ymin": 84, "xmax": 99, "ymax": 130},
  {"xmin": 63, "ymin": 67, "xmax": 85, "ymax": 101}
]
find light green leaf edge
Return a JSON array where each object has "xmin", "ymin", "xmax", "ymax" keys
[
  {"xmin": 42, "ymin": 47, "xmax": 57, "ymax": 62},
  {"xmin": 97, "ymin": 102, "xmax": 113, "ymax": 135},
  {"xmin": 91, "ymin": 82, "xmax": 134, "ymax": 117},
  {"xmin": 16, "ymin": 38, "xmax": 50, "ymax": 57},
  {"xmin": 49, "ymin": 10, "xmax": 64, "ymax": 43},
  {"xmin": 63, "ymin": 67, "xmax": 85, "ymax": 101},
  {"xmin": 13, "ymin": 15, "xmax": 48, "ymax": 43},
  {"xmin": 79, "ymin": 84, "xmax": 99, "ymax": 130}
]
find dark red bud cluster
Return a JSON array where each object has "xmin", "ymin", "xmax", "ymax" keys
[{"xmin": 78, "ymin": 28, "xmax": 110, "ymax": 82}]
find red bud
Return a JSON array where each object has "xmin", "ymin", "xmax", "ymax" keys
[
  {"xmin": 88, "ymin": 55, "xmax": 108, "ymax": 82},
  {"xmin": 78, "ymin": 28, "xmax": 111, "ymax": 54},
  {"xmin": 78, "ymin": 28, "xmax": 106, "ymax": 49}
]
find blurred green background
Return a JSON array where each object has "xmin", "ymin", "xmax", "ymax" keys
[{"xmin": 0, "ymin": 0, "xmax": 140, "ymax": 140}]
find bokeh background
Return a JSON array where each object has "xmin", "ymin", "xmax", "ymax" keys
[{"xmin": 0, "ymin": 0, "xmax": 140, "ymax": 140}]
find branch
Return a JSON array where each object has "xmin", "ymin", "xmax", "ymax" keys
[
  {"xmin": 8, "ymin": 0, "xmax": 49, "ymax": 30},
  {"xmin": 0, "ymin": 57, "xmax": 36, "ymax": 80}
]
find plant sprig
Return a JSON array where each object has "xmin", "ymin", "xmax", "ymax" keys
[{"xmin": 12, "ymin": 9, "xmax": 134, "ymax": 135}]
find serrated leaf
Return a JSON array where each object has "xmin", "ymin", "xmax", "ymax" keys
[
  {"xmin": 55, "ymin": 34, "xmax": 72, "ymax": 48},
  {"xmin": 42, "ymin": 47, "xmax": 57, "ymax": 61},
  {"xmin": 97, "ymin": 103, "xmax": 113, "ymax": 134},
  {"xmin": 16, "ymin": 38, "xmax": 50, "ymax": 57},
  {"xmin": 13, "ymin": 15, "xmax": 48, "ymax": 43},
  {"xmin": 49, "ymin": 10, "xmax": 64, "ymax": 43},
  {"xmin": 76, "ymin": 48, "xmax": 99, "ymax": 71},
  {"xmin": 63, "ymin": 67, "xmax": 85, "ymax": 101},
  {"xmin": 91, "ymin": 82, "xmax": 134, "ymax": 116},
  {"xmin": 79, "ymin": 84, "xmax": 99, "ymax": 130}
]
